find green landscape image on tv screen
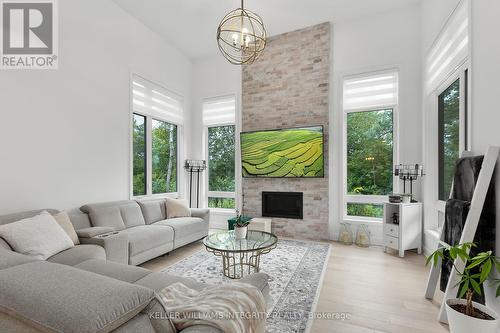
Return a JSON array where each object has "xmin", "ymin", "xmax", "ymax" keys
[{"xmin": 241, "ymin": 126, "xmax": 324, "ymax": 178}]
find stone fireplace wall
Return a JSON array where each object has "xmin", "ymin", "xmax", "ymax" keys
[{"xmin": 241, "ymin": 22, "xmax": 330, "ymax": 240}]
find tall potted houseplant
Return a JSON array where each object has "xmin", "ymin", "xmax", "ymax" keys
[
  {"xmin": 427, "ymin": 242, "xmax": 500, "ymax": 333},
  {"xmin": 234, "ymin": 209, "xmax": 250, "ymax": 239}
]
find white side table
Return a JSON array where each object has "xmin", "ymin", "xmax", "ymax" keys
[
  {"xmin": 383, "ymin": 202, "xmax": 422, "ymax": 257},
  {"xmin": 248, "ymin": 218, "xmax": 272, "ymax": 233}
]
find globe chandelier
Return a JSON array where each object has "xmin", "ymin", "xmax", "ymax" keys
[{"xmin": 216, "ymin": 0, "xmax": 267, "ymax": 65}]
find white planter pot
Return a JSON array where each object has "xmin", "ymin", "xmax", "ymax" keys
[
  {"xmin": 446, "ymin": 298, "xmax": 499, "ymax": 333},
  {"xmin": 484, "ymin": 280, "xmax": 500, "ymax": 316},
  {"xmin": 234, "ymin": 226, "xmax": 248, "ymax": 239}
]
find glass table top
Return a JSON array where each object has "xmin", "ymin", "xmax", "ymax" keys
[{"xmin": 203, "ymin": 230, "xmax": 278, "ymax": 252}]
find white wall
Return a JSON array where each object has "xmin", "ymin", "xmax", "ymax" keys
[
  {"xmin": 420, "ymin": 0, "xmax": 461, "ymax": 54},
  {"xmin": 330, "ymin": 4, "xmax": 422, "ymax": 244},
  {"xmin": 0, "ymin": 0, "xmax": 193, "ymax": 214}
]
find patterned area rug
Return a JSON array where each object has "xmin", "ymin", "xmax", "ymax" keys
[{"xmin": 162, "ymin": 239, "xmax": 331, "ymax": 333}]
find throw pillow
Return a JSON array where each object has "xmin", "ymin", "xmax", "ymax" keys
[
  {"xmin": 165, "ymin": 198, "xmax": 191, "ymax": 219},
  {"xmin": 53, "ymin": 212, "xmax": 80, "ymax": 245},
  {"xmin": 0, "ymin": 211, "xmax": 74, "ymax": 260}
]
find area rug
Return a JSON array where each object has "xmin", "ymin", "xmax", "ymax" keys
[{"xmin": 162, "ymin": 239, "xmax": 331, "ymax": 333}]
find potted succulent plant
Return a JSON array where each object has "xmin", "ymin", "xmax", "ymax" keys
[
  {"xmin": 234, "ymin": 209, "xmax": 250, "ymax": 239},
  {"xmin": 426, "ymin": 242, "xmax": 500, "ymax": 333}
]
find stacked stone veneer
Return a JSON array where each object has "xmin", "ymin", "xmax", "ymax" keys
[{"xmin": 242, "ymin": 22, "xmax": 330, "ymax": 240}]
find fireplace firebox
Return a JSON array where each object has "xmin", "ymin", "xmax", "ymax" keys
[{"xmin": 262, "ymin": 191, "xmax": 303, "ymax": 219}]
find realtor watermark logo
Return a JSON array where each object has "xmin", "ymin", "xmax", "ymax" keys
[{"xmin": 0, "ymin": 0, "xmax": 58, "ymax": 69}]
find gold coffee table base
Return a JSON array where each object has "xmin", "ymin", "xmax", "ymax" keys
[
  {"xmin": 205, "ymin": 245, "xmax": 276, "ymax": 279},
  {"xmin": 203, "ymin": 230, "xmax": 279, "ymax": 279}
]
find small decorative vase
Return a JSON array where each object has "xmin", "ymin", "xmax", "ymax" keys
[
  {"xmin": 234, "ymin": 226, "xmax": 248, "ymax": 239},
  {"xmin": 355, "ymin": 224, "xmax": 371, "ymax": 247},
  {"xmin": 338, "ymin": 223, "xmax": 353, "ymax": 245}
]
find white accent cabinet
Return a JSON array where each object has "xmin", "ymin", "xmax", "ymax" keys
[{"xmin": 383, "ymin": 202, "xmax": 422, "ymax": 258}]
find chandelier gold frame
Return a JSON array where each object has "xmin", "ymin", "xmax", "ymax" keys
[{"xmin": 216, "ymin": 0, "xmax": 267, "ymax": 65}]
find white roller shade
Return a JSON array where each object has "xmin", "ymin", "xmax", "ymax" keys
[
  {"xmin": 132, "ymin": 75, "xmax": 184, "ymax": 125},
  {"xmin": 343, "ymin": 71, "xmax": 399, "ymax": 111},
  {"xmin": 425, "ymin": 0, "xmax": 469, "ymax": 94},
  {"xmin": 203, "ymin": 96, "xmax": 236, "ymax": 126}
]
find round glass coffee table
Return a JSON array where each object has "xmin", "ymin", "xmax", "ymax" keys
[{"xmin": 203, "ymin": 230, "xmax": 278, "ymax": 279}]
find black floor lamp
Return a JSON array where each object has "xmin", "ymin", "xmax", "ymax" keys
[{"xmin": 184, "ymin": 160, "xmax": 207, "ymax": 208}]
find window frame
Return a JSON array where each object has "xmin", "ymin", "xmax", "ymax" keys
[
  {"xmin": 129, "ymin": 75, "xmax": 184, "ymax": 199},
  {"xmin": 342, "ymin": 103, "xmax": 399, "ymax": 223},
  {"xmin": 132, "ymin": 113, "xmax": 147, "ymax": 197},
  {"xmin": 435, "ymin": 65, "xmax": 469, "ymax": 208},
  {"xmin": 202, "ymin": 95, "xmax": 237, "ymax": 212},
  {"xmin": 340, "ymin": 66, "xmax": 400, "ymax": 225}
]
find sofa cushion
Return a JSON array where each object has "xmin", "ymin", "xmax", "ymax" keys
[
  {"xmin": 0, "ymin": 237, "xmax": 11, "ymax": 250},
  {"xmin": 54, "ymin": 211, "xmax": 80, "ymax": 245},
  {"xmin": 120, "ymin": 203, "xmax": 147, "ymax": 228},
  {"xmin": 81, "ymin": 201, "xmax": 146, "ymax": 230},
  {"xmin": 154, "ymin": 217, "xmax": 206, "ymax": 240},
  {"xmin": 86, "ymin": 206, "xmax": 126, "ymax": 231},
  {"xmin": 0, "ymin": 249, "xmax": 40, "ymax": 270},
  {"xmin": 0, "ymin": 211, "xmax": 74, "ymax": 260},
  {"xmin": 75, "ymin": 259, "xmax": 151, "ymax": 283},
  {"xmin": 68, "ymin": 211, "xmax": 92, "ymax": 230},
  {"xmin": 47, "ymin": 244, "xmax": 106, "ymax": 266},
  {"xmin": 165, "ymin": 198, "xmax": 191, "ymax": 219},
  {"xmin": 0, "ymin": 261, "xmax": 155, "ymax": 333},
  {"xmin": 137, "ymin": 198, "xmax": 166, "ymax": 224},
  {"xmin": 121, "ymin": 225, "xmax": 174, "ymax": 257}
]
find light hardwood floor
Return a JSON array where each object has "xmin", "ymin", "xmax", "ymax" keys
[{"xmin": 141, "ymin": 239, "xmax": 449, "ymax": 333}]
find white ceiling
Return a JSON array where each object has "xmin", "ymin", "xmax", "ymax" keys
[{"xmin": 114, "ymin": 0, "xmax": 420, "ymax": 59}]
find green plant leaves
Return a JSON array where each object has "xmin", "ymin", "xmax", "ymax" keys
[
  {"xmin": 459, "ymin": 280, "xmax": 469, "ymax": 298},
  {"xmin": 427, "ymin": 242, "xmax": 500, "ymax": 301}
]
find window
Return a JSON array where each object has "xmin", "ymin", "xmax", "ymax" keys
[
  {"xmin": 423, "ymin": 0, "xmax": 470, "ymax": 232},
  {"xmin": 208, "ymin": 125, "xmax": 236, "ymax": 208},
  {"xmin": 132, "ymin": 114, "xmax": 147, "ymax": 196},
  {"xmin": 346, "ymin": 109, "xmax": 394, "ymax": 218},
  {"xmin": 131, "ymin": 75, "xmax": 183, "ymax": 197},
  {"xmin": 152, "ymin": 119, "xmax": 177, "ymax": 194},
  {"xmin": 437, "ymin": 72, "xmax": 468, "ymax": 200},
  {"xmin": 203, "ymin": 96, "xmax": 236, "ymax": 209},
  {"xmin": 343, "ymin": 71, "xmax": 398, "ymax": 220}
]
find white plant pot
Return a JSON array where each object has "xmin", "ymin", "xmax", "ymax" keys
[
  {"xmin": 446, "ymin": 298, "xmax": 499, "ymax": 333},
  {"xmin": 484, "ymin": 280, "xmax": 500, "ymax": 316},
  {"xmin": 234, "ymin": 226, "xmax": 248, "ymax": 239}
]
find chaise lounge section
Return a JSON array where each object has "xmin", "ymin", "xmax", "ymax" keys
[{"xmin": 0, "ymin": 208, "xmax": 269, "ymax": 333}]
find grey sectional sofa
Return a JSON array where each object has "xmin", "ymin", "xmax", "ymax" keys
[
  {"xmin": 72, "ymin": 198, "xmax": 210, "ymax": 265},
  {"xmin": 0, "ymin": 208, "xmax": 269, "ymax": 333}
]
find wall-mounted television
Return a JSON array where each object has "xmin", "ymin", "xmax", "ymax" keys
[{"xmin": 240, "ymin": 126, "xmax": 324, "ymax": 178}]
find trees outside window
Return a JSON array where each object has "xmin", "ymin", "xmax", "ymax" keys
[
  {"xmin": 152, "ymin": 119, "xmax": 177, "ymax": 194},
  {"xmin": 133, "ymin": 114, "xmax": 146, "ymax": 196},
  {"xmin": 346, "ymin": 109, "xmax": 394, "ymax": 218},
  {"xmin": 208, "ymin": 125, "xmax": 235, "ymax": 209},
  {"xmin": 438, "ymin": 79, "xmax": 460, "ymax": 201}
]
